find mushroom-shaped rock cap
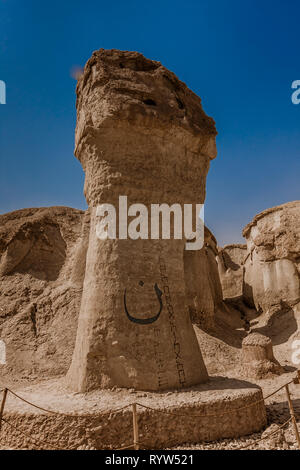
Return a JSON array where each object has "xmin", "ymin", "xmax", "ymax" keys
[{"xmin": 75, "ymin": 49, "xmax": 217, "ymax": 157}]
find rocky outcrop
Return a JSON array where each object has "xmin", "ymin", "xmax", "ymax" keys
[
  {"xmin": 243, "ymin": 201, "xmax": 300, "ymax": 313},
  {"xmin": 0, "ymin": 207, "xmax": 86, "ymax": 380},
  {"xmin": 66, "ymin": 49, "xmax": 217, "ymax": 392},
  {"xmin": 217, "ymin": 244, "xmax": 247, "ymax": 301}
]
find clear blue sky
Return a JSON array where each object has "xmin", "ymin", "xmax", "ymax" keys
[{"xmin": 0, "ymin": 0, "xmax": 299, "ymax": 245}]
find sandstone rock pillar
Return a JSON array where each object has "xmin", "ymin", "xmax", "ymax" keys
[
  {"xmin": 243, "ymin": 202, "xmax": 300, "ymax": 313},
  {"xmin": 66, "ymin": 49, "xmax": 217, "ymax": 392}
]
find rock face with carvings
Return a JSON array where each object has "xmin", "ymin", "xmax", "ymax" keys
[
  {"xmin": 243, "ymin": 201, "xmax": 300, "ymax": 314},
  {"xmin": 66, "ymin": 49, "xmax": 217, "ymax": 392}
]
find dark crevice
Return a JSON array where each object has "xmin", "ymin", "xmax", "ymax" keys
[{"xmin": 30, "ymin": 303, "xmax": 37, "ymax": 336}]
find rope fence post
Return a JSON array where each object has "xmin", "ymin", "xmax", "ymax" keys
[
  {"xmin": 0, "ymin": 388, "xmax": 8, "ymax": 432},
  {"xmin": 285, "ymin": 383, "xmax": 300, "ymax": 449},
  {"xmin": 132, "ymin": 403, "xmax": 139, "ymax": 450}
]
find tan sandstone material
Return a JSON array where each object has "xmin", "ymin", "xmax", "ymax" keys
[{"xmin": 243, "ymin": 201, "xmax": 300, "ymax": 313}]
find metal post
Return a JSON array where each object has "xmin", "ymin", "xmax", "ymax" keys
[
  {"xmin": 285, "ymin": 384, "xmax": 300, "ymax": 449},
  {"xmin": 0, "ymin": 388, "xmax": 8, "ymax": 432},
  {"xmin": 132, "ymin": 403, "xmax": 139, "ymax": 450}
]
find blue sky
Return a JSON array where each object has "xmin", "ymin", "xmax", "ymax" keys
[{"xmin": 0, "ymin": 0, "xmax": 299, "ymax": 245}]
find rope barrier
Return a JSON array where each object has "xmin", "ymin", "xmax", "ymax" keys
[
  {"xmin": 115, "ymin": 443, "xmax": 136, "ymax": 450},
  {"xmin": 115, "ymin": 440, "xmax": 152, "ymax": 450},
  {"xmin": 6, "ymin": 389, "xmax": 64, "ymax": 415},
  {"xmin": 263, "ymin": 380, "xmax": 294, "ymax": 401}
]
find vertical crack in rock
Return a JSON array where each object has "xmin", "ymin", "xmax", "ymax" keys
[{"xmin": 30, "ymin": 303, "xmax": 37, "ymax": 337}]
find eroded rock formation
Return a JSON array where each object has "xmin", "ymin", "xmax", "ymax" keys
[
  {"xmin": 66, "ymin": 49, "xmax": 217, "ymax": 392},
  {"xmin": 242, "ymin": 332, "xmax": 283, "ymax": 379},
  {"xmin": 1, "ymin": 51, "xmax": 297, "ymax": 399},
  {"xmin": 217, "ymin": 244, "xmax": 247, "ymax": 301},
  {"xmin": 184, "ymin": 227, "xmax": 223, "ymax": 330}
]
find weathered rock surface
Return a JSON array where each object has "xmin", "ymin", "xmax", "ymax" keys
[
  {"xmin": 217, "ymin": 244, "xmax": 247, "ymax": 301},
  {"xmin": 184, "ymin": 227, "xmax": 223, "ymax": 329},
  {"xmin": 66, "ymin": 49, "xmax": 217, "ymax": 392},
  {"xmin": 0, "ymin": 207, "xmax": 85, "ymax": 380},
  {"xmin": 243, "ymin": 201, "xmax": 300, "ymax": 314},
  {"xmin": 260, "ymin": 423, "xmax": 288, "ymax": 449}
]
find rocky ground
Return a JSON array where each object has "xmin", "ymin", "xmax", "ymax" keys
[{"xmin": 171, "ymin": 372, "xmax": 300, "ymax": 450}]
